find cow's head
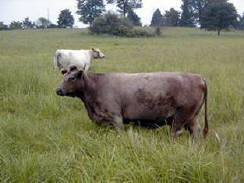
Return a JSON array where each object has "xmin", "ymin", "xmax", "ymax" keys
[
  {"xmin": 91, "ymin": 48, "xmax": 105, "ymax": 59},
  {"xmin": 56, "ymin": 65, "xmax": 84, "ymax": 98}
]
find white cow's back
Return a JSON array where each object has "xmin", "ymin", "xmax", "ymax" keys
[{"xmin": 54, "ymin": 49, "xmax": 92, "ymax": 70}]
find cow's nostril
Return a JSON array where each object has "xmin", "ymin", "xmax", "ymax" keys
[{"xmin": 56, "ymin": 88, "xmax": 64, "ymax": 96}]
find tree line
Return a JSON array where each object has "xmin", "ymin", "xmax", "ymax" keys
[
  {"xmin": 158, "ymin": 0, "xmax": 244, "ymax": 35},
  {"xmin": 0, "ymin": 9, "xmax": 74, "ymax": 30},
  {"xmin": 77, "ymin": 0, "xmax": 244, "ymax": 35},
  {"xmin": 1, "ymin": 0, "xmax": 244, "ymax": 36}
]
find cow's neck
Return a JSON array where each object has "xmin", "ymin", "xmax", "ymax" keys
[
  {"xmin": 77, "ymin": 73, "xmax": 94, "ymax": 99},
  {"xmin": 78, "ymin": 72, "xmax": 101, "ymax": 119},
  {"xmin": 88, "ymin": 50, "xmax": 94, "ymax": 60}
]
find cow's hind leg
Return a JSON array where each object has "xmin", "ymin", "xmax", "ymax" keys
[
  {"xmin": 187, "ymin": 117, "xmax": 200, "ymax": 139},
  {"xmin": 171, "ymin": 109, "xmax": 188, "ymax": 138}
]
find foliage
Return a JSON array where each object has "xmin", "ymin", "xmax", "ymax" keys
[
  {"xmin": 165, "ymin": 8, "xmax": 180, "ymax": 26},
  {"xmin": 36, "ymin": 17, "xmax": 51, "ymax": 28},
  {"xmin": 178, "ymin": 0, "xmax": 230, "ymax": 27},
  {"xmin": 22, "ymin": 17, "xmax": 34, "ymax": 29},
  {"xmin": 190, "ymin": 0, "xmax": 209, "ymax": 25},
  {"xmin": 179, "ymin": 0, "xmax": 196, "ymax": 27},
  {"xmin": 89, "ymin": 12, "xmax": 131, "ymax": 34},
  {"xmin": 0, "ymin": 22, "xmax": 8, "ymax": 30},
  {"xmin": 129, "ymin": 27, "xmax": 154, "ymax": 37},
  {"xmin": 76, "ymin": 0, "xmax": 105, "ymax": 25},
  {"xmin": 57, "ymin": 9, "xmax": 74, "ymax": 28},
  {"xmin": 151, "ymin": 9, "xmax": 163, "ymax": 27},
  {"xmin": 48, "ymin": 24, "xmax": 59, "ymax": 28},
  {"xmin": 90, "ymin": 12, "xmax": 152, "ymax": 37},
  {"xmin": 0, "ymin": 28, "xmax": 243, "ymax": 182},
  {"xmin": 127, "ymin": 9, "xmax": 142, "ymax": 26},
  {"xmin": 9, "ymin": 21, "xmax": 23, "ymax": 30},
  {"xmin": 106, "ymin": 0, "xmax": 142, "ymax": 17},
  {"xmin": 201, "ymin": 0, "xmax": 238, "ymax": 35}
]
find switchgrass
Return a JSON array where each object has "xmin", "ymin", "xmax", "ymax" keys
[{"xmin": 0, "ymin": 28, "xmax": 243, "ymax": 182}]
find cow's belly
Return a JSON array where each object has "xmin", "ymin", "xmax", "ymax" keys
[
  {"xmin": 123, "ymin": 102, "xmax": 176, "ymax": 122},
  {"xmin": 61, "ymin": 57, "xmax": 86, "ymax": 69},
  {"xmin": 121, "ymin": 88, "xmax": 176, "ymax": 122}
]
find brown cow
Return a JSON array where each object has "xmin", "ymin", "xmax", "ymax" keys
[{"xmin": 56, "ymin": 66, "xmax": 209, "ymax": 138}]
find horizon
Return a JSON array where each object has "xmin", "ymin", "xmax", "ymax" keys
[{"xmin": 1, "ymin": 0, "xmax": 244, "ymax": 28}]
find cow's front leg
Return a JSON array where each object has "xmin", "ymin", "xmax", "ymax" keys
[
  {"xmin": 110, "ymin": 116, "xmax": 124, "ymax": 130},
  {"xmin": 84, "ymin": 64, "xmax": 90, "ymax": 71}
]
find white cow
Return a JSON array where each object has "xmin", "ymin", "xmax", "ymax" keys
[{"xmin": 54, "ymin": 48, "xmax": 105, "ymax": 71}]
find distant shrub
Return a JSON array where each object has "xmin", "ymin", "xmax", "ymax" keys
[
  {"xmin": 48, "ymin": 24, "xmax": 59, "ymax": 28},
  {"xmin": 90, "ymin": 13, "xmax": 132, "ymax": 34},
  {"xmin": 90, "ymin": 13, "xmax": 154, "ymax": 37},
  {"xmin": 0, "ymin": 22, "xmax": 8, "ymax": 31},
  {"xmin": 112, "ymin": 25, "xmax": 131, "ymax": 36},
  {"xmin": 155, "ymin": 26, "xmax": 161, "ymax": 36},
  {"xmin": 133, "ymin": 27, "xmax": 154, "ymax": 37}
]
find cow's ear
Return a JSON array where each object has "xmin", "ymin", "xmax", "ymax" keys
[
  {"xmin": 91, "ymin": 48, "xmax": 95, "ymax": 51},
  {"xmin": 75, "ymin": 70, "xmax": 83, "ymax": 79}
]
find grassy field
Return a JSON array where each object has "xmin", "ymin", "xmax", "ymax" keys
[{"xmin": 0, "ymin": 28, "xmax": 243, "ymax": 182}]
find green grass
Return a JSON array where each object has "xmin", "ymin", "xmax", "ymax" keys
[{"xmin": 0, "ymin": 28, "xmax": 243, "ymax": 182}]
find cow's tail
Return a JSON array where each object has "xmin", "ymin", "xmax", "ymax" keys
[{"xmin": 203, "ymin": 78, "xmax": 209, "ymax": 138}]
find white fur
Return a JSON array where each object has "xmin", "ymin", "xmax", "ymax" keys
[{"xmin": 54, "ymin": 49, "xmax": 104, "ymax": 71}]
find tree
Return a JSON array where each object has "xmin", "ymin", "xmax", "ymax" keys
[
  {"xmin": 0, "ymin": 22, "xmax": 8, "ymax": 30},
  {"xmin": 58, "ymin": 9, "xmax": 74, "ymax": 28},
  {"xmin": 179, "ymin": 0, "xmax": 195, "ymax": 27},
  {"xmin": 190, "ymin": 0, "xmax": 232, "ymax": 27},
  {"xmin": 22, "ymin": 17, "xmax": 34, "ymax": 29},
  {"xmin": 9, "ymin": 21, "xmax": 23, "ymax": 29},
  {"xmin": 107, "ymin": 0, "xmax": 142, "ymax": 17},
  {"xmin": 165, "ymin": 8, "xmax": 180, "ymax": 26},
  {"xmin": 201, "ymin": 0, "xmax": 238, "ymax": 35},
  {"xmin": 36, "ymin": 17, "xmax": 51, "ymax": 28},
  {"xmin": 151, "ymin": 9, "xmax": 163, "ymax": 27},
  {"xmin": 190, "ymin": 0, "xmax": 209, "ymax": 25},
  {"xmin": 127, "ymin": 9, "xmax": 142, "ymax": 26},
  {"xmin": 76, "ymin": 0, "xmax": 105, "ymax": 25}
]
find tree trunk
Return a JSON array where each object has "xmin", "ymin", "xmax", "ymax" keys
[
  {"xmin": 122, "ymin": 0, "xmax": 128, "ymax": 18},
  {"xmin": 218, "ymin": 29, "xmax": 220, "ymax": 36},
  {"xmin": 123, "ymin": 3, "xmax": 126, "ymax": 17}
]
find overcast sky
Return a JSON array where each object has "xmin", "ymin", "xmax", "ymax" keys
[{"xmin": 1, "ymin": 0, "xmax": 244, "ymax": 27}]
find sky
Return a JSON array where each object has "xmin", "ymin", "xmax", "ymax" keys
[{"xmin": 1, "ymin": 0, "xmax": 244, "ymax": 27}]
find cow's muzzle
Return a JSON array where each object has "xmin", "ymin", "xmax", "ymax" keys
[{"xmin": 56, "ymin": 88, "xmax": 64, "ymax": 96}]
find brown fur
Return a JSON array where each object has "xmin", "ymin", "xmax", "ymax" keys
[{"xmin": 56, "ymin": 68, "xmax": 209, "ymax": 138}]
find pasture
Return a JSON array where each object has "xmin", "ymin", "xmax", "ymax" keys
[{"xmin": 0, "ymin": 28, "xmax": 243, "ymax": 182}]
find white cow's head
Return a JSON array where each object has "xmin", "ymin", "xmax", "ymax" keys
[{"xmin": 91, "ymin": 48, "xmax": 105, "ymax": 59}]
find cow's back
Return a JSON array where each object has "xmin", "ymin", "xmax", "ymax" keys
[
  {"xmin": 94, "ymin": 72, "xmax": 205, "ymax": 122},
  {"xmin": 54, "ymin": 49, "xmax": 91, "ymax": 69}
]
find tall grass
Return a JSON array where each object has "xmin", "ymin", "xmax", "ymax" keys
[{"xmin": 0, "ymin": 28, "xmax": 243, "ymax": 182}]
